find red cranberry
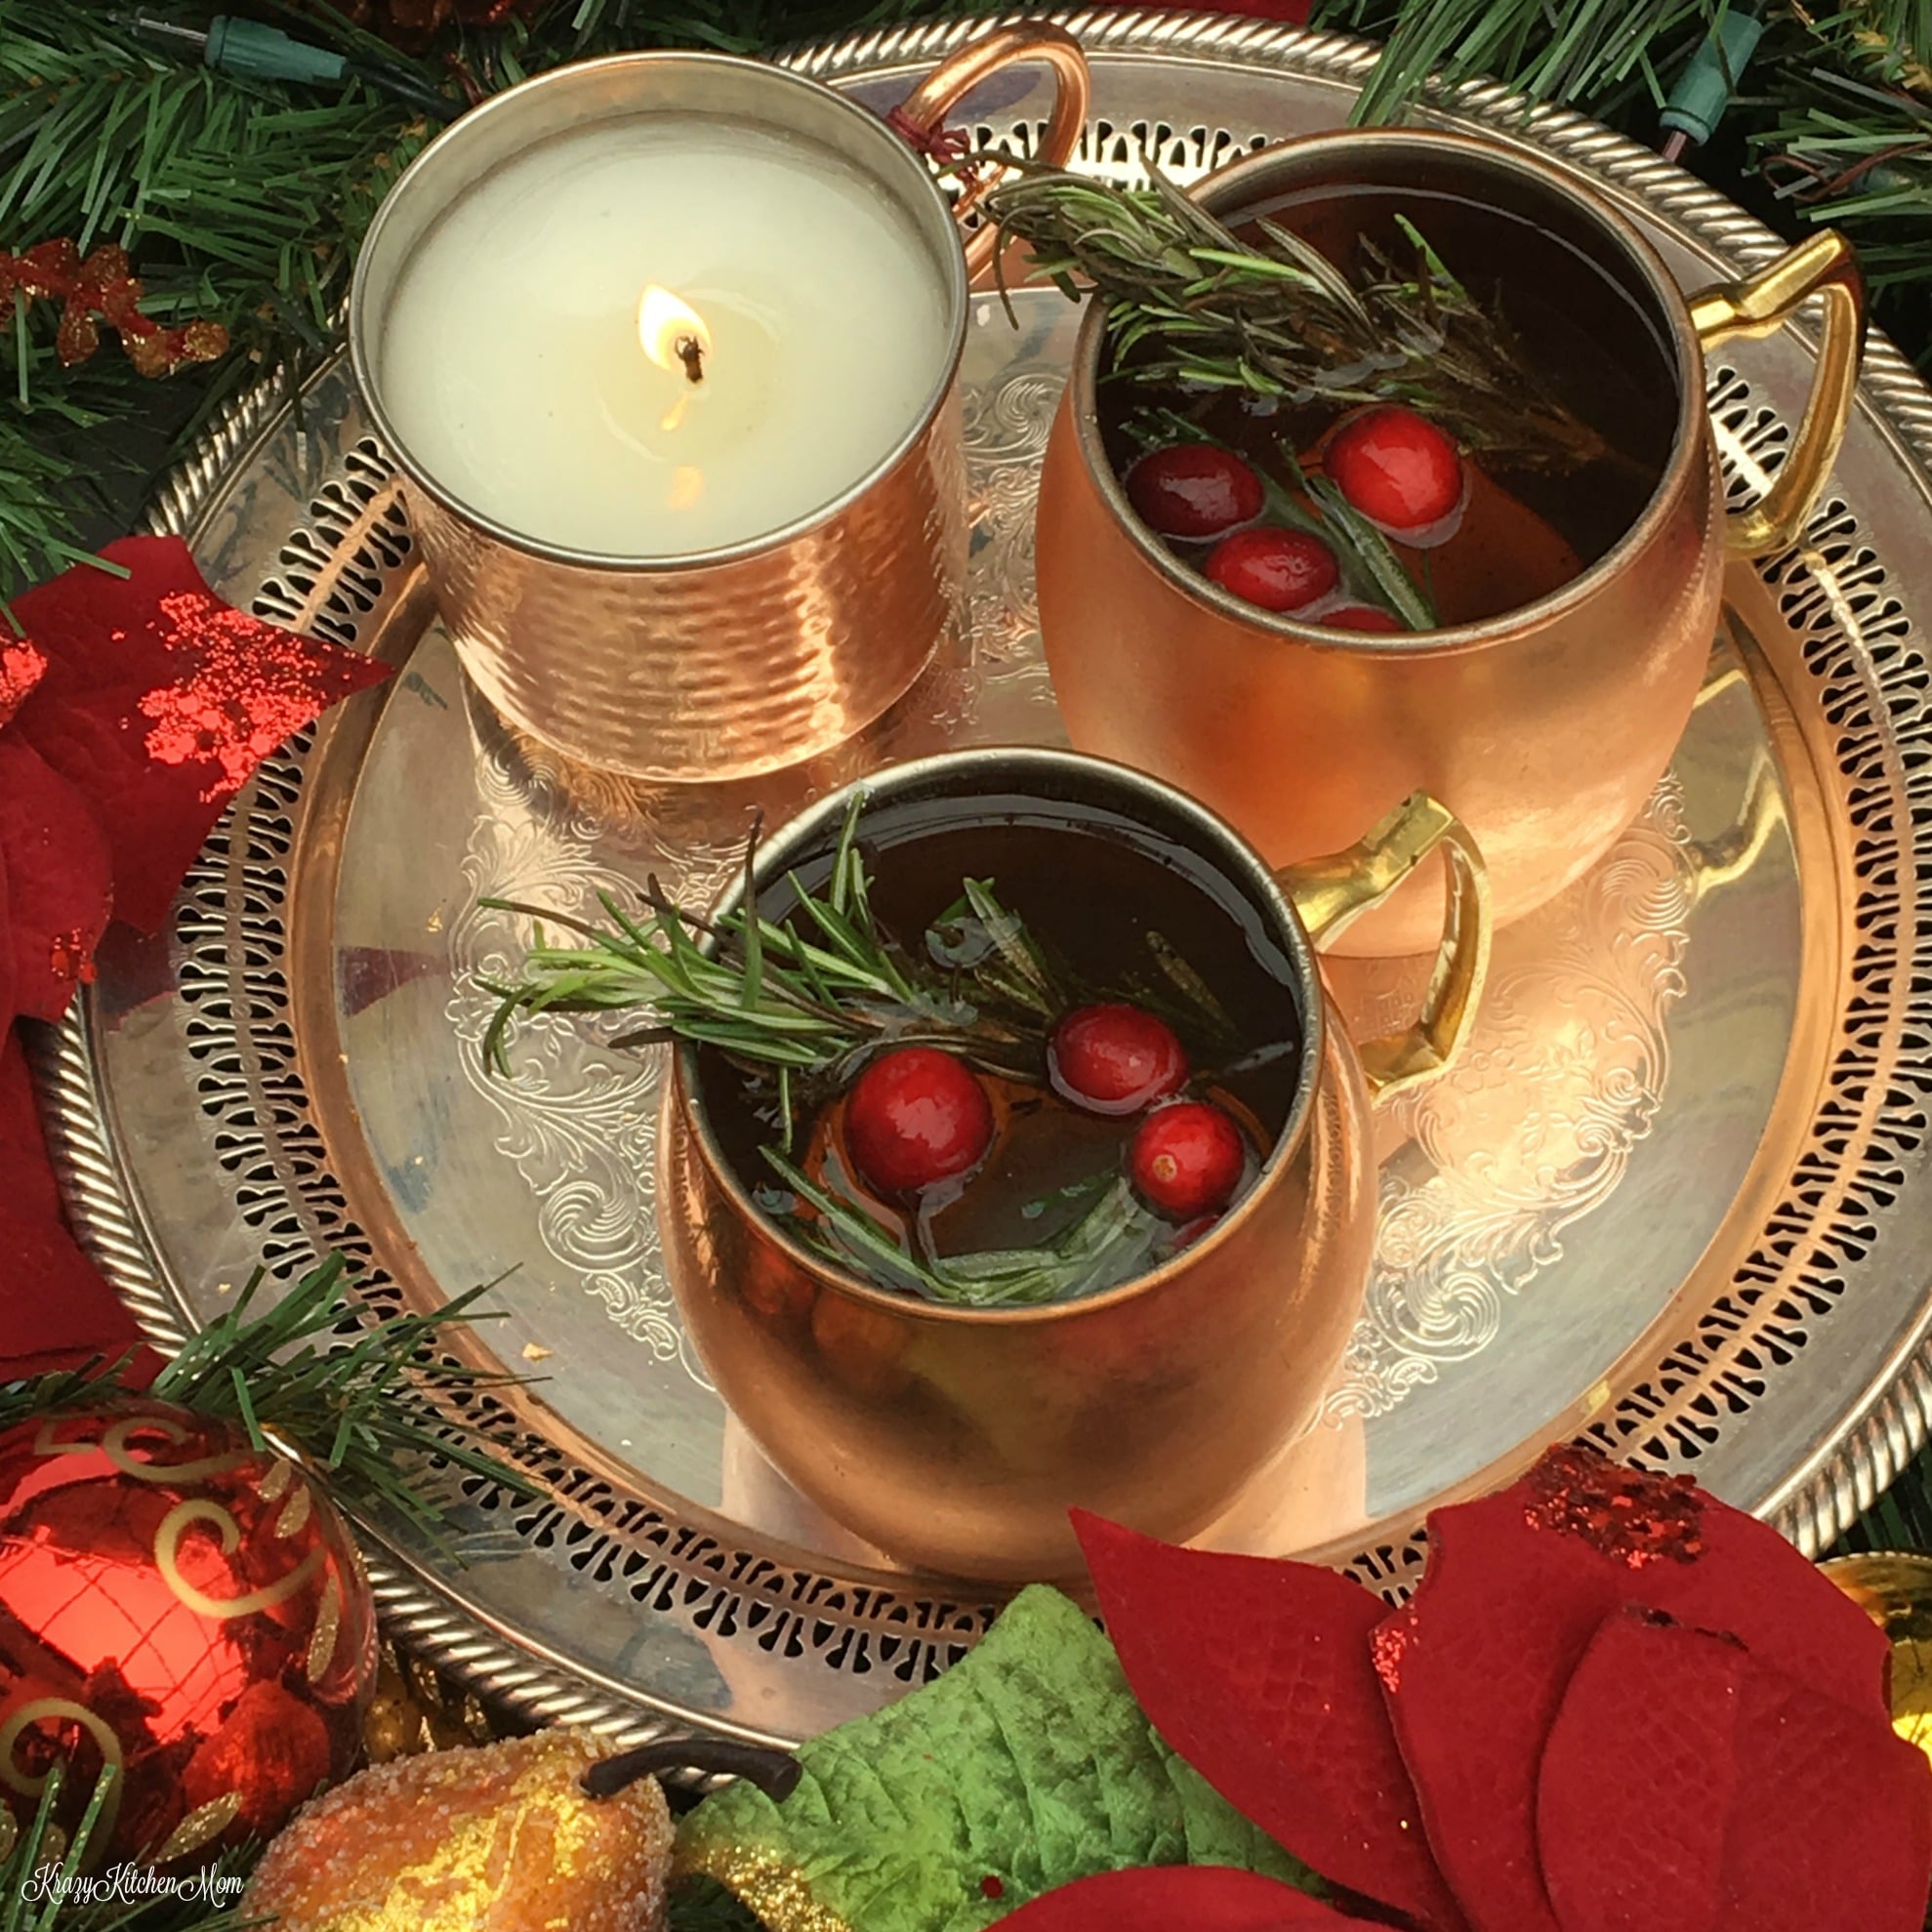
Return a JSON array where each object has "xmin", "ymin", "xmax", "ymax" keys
[
  {"xmin": 1203, "ymin": 528, "xmax": 1340, "ymax": 613},
  {"xmin": 1126, "ymin": 443, "xmax": 1264, "ymax": 541},
  {"xmin": 1325, "ymin": 406, "xmax": 1467, "ymax": 544},
  {"xmin": 1049, "ymin": 1004, "xmax": 1189, "ymax": 1117},
  {"xmin": 1319, "ymin": 603, "xmax": 1407, "ymax": 634},
  {"xmin": 1129, "ymin": 1102, "xmax": 1247, "ymax": 1220},
  {"xmin": 845, "ymin": 1048, "xmax": 993, "ymax": 1197}
]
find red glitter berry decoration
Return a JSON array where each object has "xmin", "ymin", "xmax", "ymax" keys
[
  {"xmin": 1126, "ymin": 444, "xmax": 1264, "ymax": 540},
  {"xmin": 1325, "ymin": 406, "xmax": 1467, "ymax": 546},
  {"xmin": 1049, "ymin": 1004, "xmax": 1190, "ymax": 1117},
  {"xmin": 1204, "ymin": 528, "xmax": 1339, "ymax": 613},
  {"xmin": 1129, "ymin": 1102, "xmax": 1247, "ymax": 1220},
  {"xmin": 1522, "ymin": 1443, "xmax": 1705, "ymax": 1569},
  {"xmin": 844, "ymin": 1048, "xmax": 993, "ymax": 1197},
  {"xmin": 1320, "ymin": 603, "xmax": 1407, "ymax": 635}
]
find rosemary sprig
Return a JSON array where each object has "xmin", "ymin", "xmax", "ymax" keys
[
  {"xmin": 761, "ymin": 1151, "xmax": 1160, "ymax": 1309},
  {"xmin": 482, "ymin": 798, "xmax": 1062, "ymax": 1132},
  {"xmin": 985, "ymin": 160, "xmax": 1607, "ymax": 474}
]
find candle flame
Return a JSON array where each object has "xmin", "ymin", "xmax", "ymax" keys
[
  {"xmin": 637, "ymin": 285, "xmax": 712, "ymax": 382},
  {"xmin": 638, "ymin": 285, "xmax": 712, "ymax": 432}
]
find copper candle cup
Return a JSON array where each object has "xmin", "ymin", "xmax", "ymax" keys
[
  {"xmin": 661, "ymin": 748, "xmax": 1491, "ymax": 1580},
  {"xmin": 1037, "ymin": 130, "xmax": 1864, "ymax": 955},
  {"xmin": 349, "ymin": 28, "xmax": 1089, "ymax": 784}
]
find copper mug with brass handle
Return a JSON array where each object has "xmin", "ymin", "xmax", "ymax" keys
[
  {"xmin": 1037, "ymin": 129, "xmax": 1864, "ymax": 957},
  {"xmin": 660, "ymin": 748, "xmax": 1490, "ymax": 1582},
  {"xmin": 349, "ymin": 26, "xmax": 1089, "ymax": 785}
]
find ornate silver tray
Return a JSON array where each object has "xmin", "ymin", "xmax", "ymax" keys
[{"xmin": 35, "ymin": 11, "xmax": 1932, "ymax": 1751}]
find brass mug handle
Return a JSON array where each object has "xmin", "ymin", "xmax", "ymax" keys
[
  {"xmin": 1276, "ymin": 794, "xmax": 1493, "ymax": 1105},
  {"xmin": 891, "ymin": 22, "xmax": 1090, "ymax": 281},
  {"xmin": 1688, "ymin": 229, "xmax": 1866, "ymax": 557}
]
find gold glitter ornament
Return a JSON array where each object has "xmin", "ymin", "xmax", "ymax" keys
[
  {"xmin": 243, "ymin": 1728, "xmax": 675, "ymax": 1932},
  {"xmin": 1823, "ymin": 1551, "xmax": 1932, "ymax": 1763}
]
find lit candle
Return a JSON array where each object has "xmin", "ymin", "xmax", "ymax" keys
[{"xmin": 376, "ymin": 116, "xmax": 953, "ymax": 556}]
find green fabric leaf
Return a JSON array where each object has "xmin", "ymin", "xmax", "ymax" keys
[{"xmin": 676, "ymin": 1585, "xmax": 1318, "ymax": 1932}]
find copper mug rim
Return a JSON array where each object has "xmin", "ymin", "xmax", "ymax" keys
[
  {"xmin": 347, "ymin": 50, "xmax": 972, "ymax": 576},
  {"xmin": 1060, "ymin": 125, "xmax": 1709, "ymax": 658},
  {"xmin": 671, "ymin": 744, "xmax": 1334, "ymax": 1328}
]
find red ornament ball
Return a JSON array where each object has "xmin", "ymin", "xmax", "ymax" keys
[
  {"xmin": 1320, "ymin": 604, "xmax": 1408, "ymax": 634},
  {"xmin": 1325, "ymin": 406, "xmax": 1467, "ymax": 544},
  {"xmin": 1204, "ymin": 528, "xmax": 1340, "ymax": 613},
  {"xmin": 845, "ymin": 1048, "xmax": 994, "ymax": 1196},
  {"xmin": 1049, "ymin": 1005, "xmax": 1190, "ymax": 1116},
  {"xmin": 0, "ymin": 1398, "xmax": 376, "ymax": 1866},
  {"xmin": 1129, "ymin": 1102, "xmax": 1248, "ymax": 1220},
  {"xmin": 1126, "ymin": 444, "xmax": 1264, "ymax": 540}
]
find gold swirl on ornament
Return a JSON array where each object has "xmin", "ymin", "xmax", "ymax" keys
[
  {"xmin": 258, "ymin": 1457, "xmax": 295, "ymax": 1503},
  {"xmin": 155, "ymin": 1790, "xmax": 242, "ymax": 1864},
  {"xmin": 0, "ymin": 1702, "xmax": 124, "ymax": 1864},
  {"xmin": 155, "ymin": 1499, "xmax": 324, "ymax": 1618},
  {"xmin": 32, "ymin": 1414, "xmax": 253, "ymax": 1486},
  {"xmin": 307, "ymin": 1573, "xmax": 342, "ymax": 1685},
  {"xmin": 274, "ymin": 1477, "xmax": 313, "ymax": 1541}
]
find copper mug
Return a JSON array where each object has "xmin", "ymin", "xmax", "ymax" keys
[
  {"xmin": 660, "ymin": 748, "xmax": 1492, "ymax": 1580},
  {"xmin": 1037, "ymin": 129, "xmax": 1864, "ymax": 956},
  {"xmin": 348, "ymin": 27, "xmax": 1088, "ymax": 784}
]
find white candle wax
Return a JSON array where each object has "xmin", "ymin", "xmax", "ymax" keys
[{"xmin": 379, "ymin": 116, "xmax": 952, "ymax": 556}]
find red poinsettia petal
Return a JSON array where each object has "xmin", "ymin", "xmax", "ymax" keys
[
  {"xmin": 1074, "ymin": 1512, "xmax": 1467, "ymax": 1932},
  {"xmin": 0, "ymin": 735, "xmax": 113, "ymax": 1023},
  {"xmin": 1375, "ymin": 1448, "xmax": 1893, "ymax": 1932},
  {"xmin": 8, "ymin": 536, "xmax": 391, "ymax": 931},
  {"xmin": 998, "ymin": 1866, "xmax": 1362, "ymax": 1930},
  {"xmin": 1537, "ymin": 1610, "xmax": 1747, "ymax": 1932},
  {"xmin": 1715, "ymin": 1655, "xmax": 1932, "ymax": 1930},
  {"xmin": 0, "ymin": 1031, "xmax": 148, "ymax": 1377}
]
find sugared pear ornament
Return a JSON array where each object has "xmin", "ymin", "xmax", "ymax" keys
[{"xmin": 245, "ymin": 1730, "xmax": 676, "ymax": 1931}]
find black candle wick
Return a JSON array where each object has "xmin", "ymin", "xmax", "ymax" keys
[
  {"xmin": 581, "ymin": 1735, "xmax": 801, "ymax": 1801},
  {"xmin": 676, "ymin": 334, "xmax": 706, "ymax": 385}
]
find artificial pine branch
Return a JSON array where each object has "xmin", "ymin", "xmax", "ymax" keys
[
  {"xmin": 0, "ymin": 1765, "xmax": 258, "ymax": 1932},
  {"xmin": 1312, "ymin": 0, "xmax": 1724, "ymax": 127},
  {"xmin": 0, "ymin": 1254, "xmax": 539, "ymax": 1539},
  {"xmin": 150, "ymin": 1254, "xmax": 540, "ymax": 1537}
]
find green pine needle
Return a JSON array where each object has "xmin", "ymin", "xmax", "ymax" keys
[
  {"xmin": 0, "ymin": 1764, "xmax": 259, "ymax": 1932},
  {"xmin": 141, "ymin": 1254, "xmax": 540, "ymax": 1540}
]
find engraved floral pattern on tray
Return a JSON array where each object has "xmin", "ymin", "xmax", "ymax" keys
[{"xmin": 1324, "ymin": 784, "xmax": 1696, "ymax": 1421}]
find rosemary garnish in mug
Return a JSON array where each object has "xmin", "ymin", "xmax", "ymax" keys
[
  {"xmin": 481, "ymin": 796, "xmax": 1061, "ymax": 1139},
  {"xmin": 982, "ymin": 161, "xmax": 1606, "ymax": 474}
]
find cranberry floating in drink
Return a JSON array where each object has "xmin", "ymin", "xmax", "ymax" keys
[
  {"xmin": 1205, "ymin": 528, "xmax": 1339, "ymax": 613},
  {"xmin": 1126, "ymin": 443, "xmax": 1264, "ymax": 539},
  {"xmin": 1049, "ymin": 1004, "xmax": 1190, "ymax": 1116},
  {"xmin": 844, "ymin": 1048, "xmax": 993, "ymax": 1197},
  {"xmin": 1324, "ymin": 405, "xmax": 1469, "ymax": 546}
]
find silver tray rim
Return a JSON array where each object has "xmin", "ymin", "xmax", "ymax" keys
[{"xmin": 31, "ymin": 7, "xmax": 1932, "ymax": 1748}]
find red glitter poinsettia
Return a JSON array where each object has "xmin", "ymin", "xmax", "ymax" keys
[
  {"xmin": 0, "ymin": 536, "xmax": 390, "ymax": 1376},
  {"xmin": 1008, "ymin": 1449, "xmax": 1928, "ymax": 1932}
]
